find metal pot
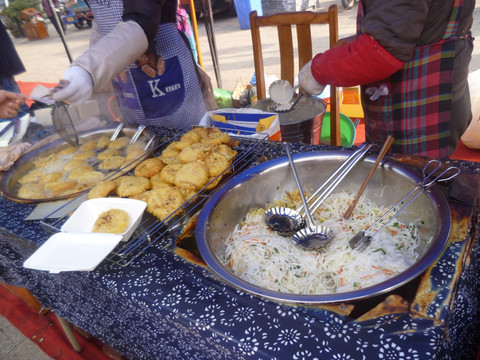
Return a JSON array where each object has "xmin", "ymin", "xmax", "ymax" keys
[
  {"xmin": 195, "ymin": 151, "xmax": 451, "ymax": 304},
  {"xmin": 250, "ymin": 96, "xmax": 326, "ymax": 144}
]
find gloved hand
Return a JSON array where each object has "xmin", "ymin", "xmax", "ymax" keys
[
  {"xmin": 0, "ymin": 142, "xmax": 31, "ymax": 171},
  {"xmin": 52, "ymin": 66, "xmax": 93, "ymax": 105},
  {"xmin": 298, "ymin": 60, "xmax": 326, "ymax": 96},
  {"xmin": 54, "ymin": 21, "xmax": 148, "ymax": 104},
  {"xmin": 365, "ymin": 84, "xmax": 389, "ymax": 101}
]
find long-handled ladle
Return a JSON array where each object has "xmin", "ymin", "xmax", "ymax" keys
[
  {"xmin": 264, "ymin": 142, "xmax": 372, "ymax": 235},
  {"xmin": 283, "ymin": 143, "xmax": 334, "ymax": 250}
]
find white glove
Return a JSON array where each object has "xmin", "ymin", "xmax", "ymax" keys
[
  {"xmin": 52, "ymin": 66, "xmax": 93, "ymax": 105},
  {"xmin": 298, "ymin": 60, "xmax": 326, "ymax": 96},
  {"xmin": 71, "ymin": 21, "xmax": 148, "ymax": 94},
  {"xmin": 365, "ymin": 84, "xmax": 389, "ymax": 101},
  {"xmin": 0, "ymin": 142, "xmax": 31, "ymax": 171}
]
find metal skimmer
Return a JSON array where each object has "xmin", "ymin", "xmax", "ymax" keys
[
  {"xmin": 51, "ymin": 101, "xmax": 79, "ymax": 147},
  {"xmin": 264, "ymin": 142, "xmax": 372, "ymax": 235}
]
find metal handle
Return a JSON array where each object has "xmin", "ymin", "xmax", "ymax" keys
[
  {"xmin": 284, "ymin": 143, "xmax": 315, "ymax": 226},
  {"xmin": 298, "ymin": 143, "xmax": 372, "ymax": 216},
  {"xmin": 365, "ymin": 160, "xmax": 460, "ymax": 240}
]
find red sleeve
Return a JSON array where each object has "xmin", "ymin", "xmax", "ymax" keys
[{"xmin": 310, "ymin": 33, "xmax": 405, "ymax": 87}]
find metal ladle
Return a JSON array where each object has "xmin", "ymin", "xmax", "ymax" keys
[
  {"xmin": 269, "ymin": 80, "xmax": 304, "ymax": 113},
  {"xmin": 348, "ymin": 160, "xmax": 461, "ymax": 251},
  {"xmin": 264, "ymin": 142, "xmax": 372, "ymax": 235},
  {"xmin": 282, "ymin": 143, "xmax": 334, "ymax": 250}
]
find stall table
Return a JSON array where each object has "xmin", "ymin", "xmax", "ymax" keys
[{"xmin": 0, "ymin": 127, "xmax": 479, "ymax": 359}]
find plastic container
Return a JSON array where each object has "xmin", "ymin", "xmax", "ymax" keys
[
  {"xmin": 321, "ymin": 112, "xmax": 356, "ymax": 147},
  {"xmin": 235, "ymin": 0, "xmax": 263, "ymax": 30}
]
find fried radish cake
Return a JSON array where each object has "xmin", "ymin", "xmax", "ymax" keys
[
  {"xmin": 117, "ymin": 176, "xmax": 151, "ymax": 197},
  {"xmin": 134, "ymin": 158, "xmax": 164, "ymax": 178},
  {"xmin": 174, "ymin": 161, "xmax": 209, "ymax": 191},
  {"xmin": 17, "ymin": 183, "xmax": 45, "ymax": 199},
  {"xmin": 201, "ymin": 128, "xmax": 231, "ymax": 145},
  {"xmin": 178, "ymin": 143, "xmax": 212, "ymax": 163},
  {"xmin": 88, "ymin": 180, "xmax": 117, "ymax": 199},
  {"xmin": 92, "ymin": 209, "xmax": 129, "ymax": 234},
  {"xmin": 160, "ymin": 163, "xmax": 183, "ymax": 184},
  {"xmin": 147, "ymin": 186, "xmax": 185, "ymax": 221},
  {"xmin": 205, "ymin": 152, "xmax": 230, "ymax": 178},
  {"xmin": 99, "ymin": 155, "xmax": 126, "ymax": 171}
]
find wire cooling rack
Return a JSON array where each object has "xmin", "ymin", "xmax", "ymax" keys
[{"xmin": 40, "ymin": 128, "xmax": 269, "ymax": 267}]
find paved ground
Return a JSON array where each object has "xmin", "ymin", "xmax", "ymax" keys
[{"xmin": 11, "ymin": 0, "xmax": 480, "ymax": 93}]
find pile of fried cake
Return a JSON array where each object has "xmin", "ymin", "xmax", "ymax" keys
[
  {"xmin": 16, "ymin": 135, "xmax": 148, "ymax": 200},
  {"xmin": 87, "ymin": 127, "xmax": 238, "ymax": 221}
]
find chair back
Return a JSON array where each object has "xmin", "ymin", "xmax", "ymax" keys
[{"xmin": 249, "ymin": 6, "xmax": 342, "ymax": 146}]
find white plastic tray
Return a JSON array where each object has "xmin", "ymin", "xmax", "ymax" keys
[
  {"xmin": 61, "ymin": 198, "xmax": 147, "ymax": 242},
  {"xmin": 23, "ymin": 232, "xmax": 123, "ymax": 273}
]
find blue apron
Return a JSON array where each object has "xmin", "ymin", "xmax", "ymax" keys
[{"xmin": 88, "ymin": 0, "xmax": 207, "ymax": 129}]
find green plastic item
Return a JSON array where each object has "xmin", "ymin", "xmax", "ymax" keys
[
  {"xmin": 321, "ymin": 112, "xmax": 356, "ymax": 147},
  {"xmin": 213, "ymin": 88, "xmax": 233, "ymax": 109}
]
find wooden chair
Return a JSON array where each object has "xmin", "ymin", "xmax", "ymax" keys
[{"xmin": 249, "ymin": 6, "xmax": 341, "ymax": 146}]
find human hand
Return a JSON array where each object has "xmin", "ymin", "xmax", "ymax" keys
[
  {"xmin": 333, "ymin": 35, "xmax": 357, "ymax": 48},
  {"xmin": 52, "ymin": 65, "xmax": 93, "ymax": 105},
  {"xmin": 298, "ymin": 60, "xmax": 326, "ymax": 96},
  {"xmin": 0, "ymin": 90, "xmax": 26, "ymax": 119}
]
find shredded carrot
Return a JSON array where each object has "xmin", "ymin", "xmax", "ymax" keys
[
  {"xmin": 360, "ymin": 275, "xmax": 375, "ymax": 279},
  {"xmin": 372, "ymin": 265, "xmax": 394, "ymax": 276}
]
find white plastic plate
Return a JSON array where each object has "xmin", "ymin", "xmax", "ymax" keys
[
  {"xmin": 23, "ymin": 232, "xmax": 123, "ymax": 273},
  {"xmin": 61, "ymin": 198, "xmax": 147, "ymax": 242}
]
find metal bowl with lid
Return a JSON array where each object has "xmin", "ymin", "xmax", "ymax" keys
[{"xmin": 195, "ymin": 151, "xmax": 452, "ymax": 304}]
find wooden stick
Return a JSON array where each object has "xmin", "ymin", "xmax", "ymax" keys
[{"xmin": 343, "ymin": 135, "xmax": 395, "ymax": 219}]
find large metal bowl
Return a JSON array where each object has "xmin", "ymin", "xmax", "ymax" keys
[{"xmin": 195, "ymin": 151, "xmax": 451, "ymax": 304}]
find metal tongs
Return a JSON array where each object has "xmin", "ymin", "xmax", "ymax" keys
[
  {"xmin": 264, "ymin": 142, "xmax": 372, "ymax": 235},
  {"xmin": 348, "ymin": 160, "xmax": 461, "ymax": 251}
]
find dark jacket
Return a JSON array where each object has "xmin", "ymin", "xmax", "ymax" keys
[
  {"xmin": 0, "ymin": 20, "xmax": 26, "ymax": 77},
  {"xmin": 362, "ymin": 0, "xmax": 474, "ymax": 62}
]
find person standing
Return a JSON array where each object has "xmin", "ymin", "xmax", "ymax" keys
[
  {"xmin": 0, "ymin": 20, "xmax": 30, "ymax": 121},
  {"xmin": 52, "ymin": 0, "xmax": 216, "ymax": 129},
  {"xmin": 299, "ymin": 0, "xmax": 474, "ymax": 157}
]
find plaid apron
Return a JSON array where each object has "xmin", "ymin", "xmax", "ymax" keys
[{"xmin": 358, "ymin": 0, "xmax": 467, "ymax": 157}]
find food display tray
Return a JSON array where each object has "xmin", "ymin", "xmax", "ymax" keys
[{"xmin": 40, "ymin": 127, "xmax": 269, "ymax": 267}]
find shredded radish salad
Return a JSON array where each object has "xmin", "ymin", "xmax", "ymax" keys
[{"xmin": 221, "ymin": 191, "xmax": 424, "ymax": 295}]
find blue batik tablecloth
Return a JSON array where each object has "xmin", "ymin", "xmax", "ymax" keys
[{"xmin": 0, "ymin": 129, "xmax": 479, "ymax": 360}]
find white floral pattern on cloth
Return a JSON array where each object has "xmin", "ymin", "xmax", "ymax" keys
[{"xmin": 0, "ymin": 137, "xmax": 479, "ymax": 360}]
